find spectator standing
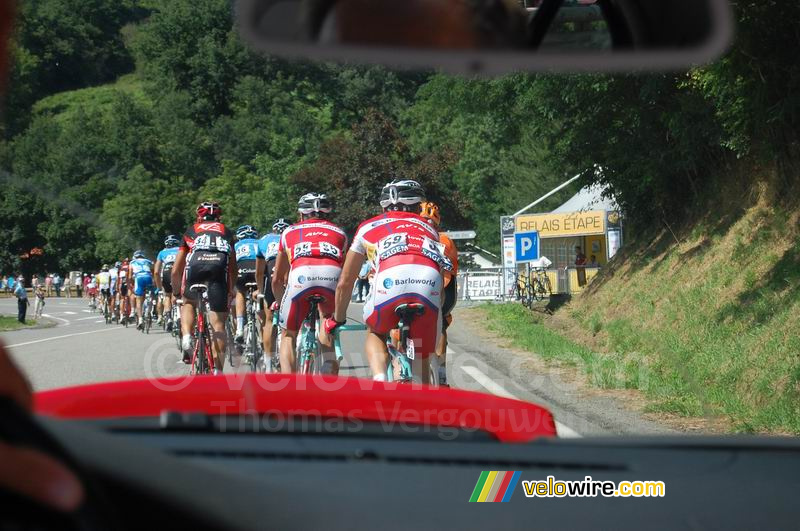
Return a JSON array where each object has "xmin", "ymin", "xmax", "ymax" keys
[
  {"xmin": 53, "ymin": 273, "xmax": 62, "ymax": 297},
  {"xmin": 7, "ymin": 274, "xmax": 15, "ymax": 296},
  {"xmin": 13, "ymin": 276, "xmax": 28, "ymax": 324},
  {"xmin": 575, "ymin": 246, "xmax": 587, "ymax": 287},
  {"xmin": 45, "ymin": 274, "xmax": 53, "ymax": 297},
  {"xmin": 589, "ymin": 255, "xmax": 599, "ymax": 267},
  {"xmin": 33, "ymin": 285, "xmax": 46, "ymax": 318},
  {"xmin": 82, "ymin": 274, "xmax": 90, "ymax": 298},
  {"xmin": 63, "ymin": 275, "xmax": 72, "ymax": 298},
  {"xmin": 0, "ymin": 276, "xmax": 6, "ymax": 296},
  {"xmin": 355, "ymin": 261, "xmax": 372, "ymax": 303}
]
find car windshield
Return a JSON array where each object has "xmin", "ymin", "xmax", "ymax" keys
[{"xmin": 0, "ymin": 0, "xmax": 797, "ymax": 440}]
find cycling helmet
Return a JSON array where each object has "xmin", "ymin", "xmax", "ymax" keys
[
  {"xmin": 272, "ymin": 218, "xmax": 290, "ymax": 234},
  {"xmin": 196, "ymin": 201, "xmax": 222, "ymax": 221},
  {"xmin": 236, "ymin": 225, "xmax": 258, "ymax": 240},
  {"xmin": 115, "ymin": 261, "xmax": 121, "ymax": 268},
  {"xmin": 133, "ymin": 250, "xmax": 145, "ymax": 259},
  {"xmin": 379, "ymin": 180, "xmax": 425, "ymax": 209},
  {"xmin": 101, "ymin": 264, "xmax": 109, "ymax": 271},
  {"xmin": 419, "ymin": 201, "xmax": 441, "ymax": 227},
  {"xmin": 297, "ymin": 193, "xmax": 332, "ymax": 215},
  {"xmin": 164, "ymin": 234, "xmax": 181, "ymax": 247}
]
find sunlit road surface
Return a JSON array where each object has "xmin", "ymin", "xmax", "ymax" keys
[{"xmin": 0, "ymin": 296, "xmax": 582, "ymax": 437}]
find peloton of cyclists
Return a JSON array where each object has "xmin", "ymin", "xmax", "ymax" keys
[
  {"xmin": 171, "ymin": 201, "xmax": 236, "ymax": 374},
  {"xmin": 271, "ymin": 194, "xmax": 348, "ymax": 375}
]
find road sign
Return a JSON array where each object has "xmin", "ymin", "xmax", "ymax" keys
[
  {"xmin": 443, "ymin": 230, "xmax": 477, "ymax": 240},
  {"xmin": 514, "ymin": 231, "xmax": 540, "ymax": 263}
]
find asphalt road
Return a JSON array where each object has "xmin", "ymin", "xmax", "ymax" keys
[{"xmin": 1, "ymin": 296, "xmax": 674, "ymax": 438}]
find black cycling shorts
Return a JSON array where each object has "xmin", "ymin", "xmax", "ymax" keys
[
  {"xmin": 262, "ymin": 258, "xmax": 276, "ymax": 307},
  {"xmin": 441, "ymin": 279, "xmax": 457, "ymax": 330},
  {"xmin": 119, "ymin": 283, "xmax": 128, "ymax": 297},
  {"xmin": 161, "ymin": 267, "xmax": 173, "ymax": 294},
  {"xmin": 182, "ymin": 251, "xmax": 229, "ymax": 313},
  {"xmin": 235, "ymin": 259, "xmax": 257, "ymax": 294}
]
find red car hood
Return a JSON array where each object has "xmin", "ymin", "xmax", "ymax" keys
[{"xmin": 35, "ymin": 374, "xmax": 556, "ymax": 443}]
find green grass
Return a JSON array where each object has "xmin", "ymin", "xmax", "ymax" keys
[
  {"xmin": 483, "ymin": 199, "xmax": 800, "ymax": 434},
  {"xmin": 32, "ymin": 74, "xmax": 149, "ymax": 124},
  {"xmin": 0, "ymin": 316, "xmax": 36, "ymax": 331},
  {"xmin": 481, "ymin": 304, "xmax": 646, "ymax": 390}
]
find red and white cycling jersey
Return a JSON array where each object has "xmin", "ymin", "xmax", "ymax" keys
[
  {"xmin": 350, "ymin": 211, "xmax": 451, "ymax": 272},
  {"xmin": 351, "ymin": 211, "xmax": 448, "ymax": 358},
  {"xmin": 279, "ymin": 219, "xmax": 348, "ymax": 267},
  {"xmin": 277, "ymin": 218, "xmax": 348, "ymax": 331}
]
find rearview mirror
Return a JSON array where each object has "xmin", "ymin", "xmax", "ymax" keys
[{"xmin": 237, "ymin": 0, "xmax": 734, "ymax": 75}]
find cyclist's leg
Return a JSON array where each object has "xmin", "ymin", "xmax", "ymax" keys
[
  {"xmin": 207, "ymin": 310, "xmax": 228, "ymax": 371},
  {"xmin": 279, "ymin": 328, "xmax": 298, "ymax": 374},
  {"xmin": 317, "ymin": 302, "xmax": 339, "ymax": 375},
  {"xmin": 436, "ymin": 278, "xmax": 457, "ymax": 383},
  {"xmin": 260, "ymin": 259, "xmax": 277, "ymax": 356},
  {"xmin": 234, "ymin": 288, "xmax": 246, "ymax": 342},
  {"xmin": 365, "ymin": 329, "xmax": 390, "ymax": 380}
]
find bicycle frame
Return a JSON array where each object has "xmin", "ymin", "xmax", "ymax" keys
[
  {"xmin": 333, "ymin": 323, "xmax": 367, "ymax": 363},
  {"xmin": 296, "ymin": 298, "xmax": 321, "ymax": 375},
  {"xmin": 189, "ymin": 285, "xmax": 215, "ymax": 375},
  {"xmin": 386, "ymin": 303, "xmax": 426, "ymax": 384}
]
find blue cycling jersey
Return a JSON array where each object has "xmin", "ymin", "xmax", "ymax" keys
[
  {"xmin": 235, "ymin": 239, "xmax": 263, "ymax": 262},
  {"xmin": 258, "ymin": 233, "xmax": 281, "ymax": 261},
  {"xmin": 157, "ymin": 247, "xmax": 179, "ymax": 266},
  {"xmin": 130, "ymin": 258, "xmax": 153, "ymax": 278}
]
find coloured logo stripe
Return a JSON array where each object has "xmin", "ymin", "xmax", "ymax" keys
[{"xmin": 469, "ymin": 471, "xmax": 521, "ymax": 502}]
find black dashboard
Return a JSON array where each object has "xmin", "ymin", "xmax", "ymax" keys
[{"xmin": 4, "ymin": 416, "xmax": 800, "ymax": 530}]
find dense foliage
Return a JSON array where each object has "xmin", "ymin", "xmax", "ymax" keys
[{"xmin": 1, "ymin": 0, "xmax": 798, "ymax": 276}]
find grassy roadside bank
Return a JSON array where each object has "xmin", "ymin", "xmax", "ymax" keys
[
  {"xmin": 482, "ymin": 188, "xmax": 800, "ymax": 435},
  {"xmin": 0, "ymin": 316, "xmax": 37, "ymax": 331}
]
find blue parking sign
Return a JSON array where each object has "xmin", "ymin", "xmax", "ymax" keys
[{"xmin": 514, "ymin": 231, "xmax": 540, "ymax": 263}]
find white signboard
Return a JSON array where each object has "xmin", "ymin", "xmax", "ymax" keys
[{"xmin": 457, "ymin": 273, "xmax": 502, "ymax": 300}]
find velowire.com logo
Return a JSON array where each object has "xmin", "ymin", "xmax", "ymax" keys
[{"xmin": 469, "ymin": 471, "xmax": 521, "ymax": 503}]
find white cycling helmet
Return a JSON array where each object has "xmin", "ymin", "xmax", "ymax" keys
[
  {"xmin": 297, "ymin": 193, "xmax": 332, "ymax": 215},
  {"xmin": 379, "ymin": 180, "xmax": 425, "ymax": 209}
]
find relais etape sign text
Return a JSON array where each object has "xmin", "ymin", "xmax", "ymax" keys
[{"xmin": 515, "ymin": 210, "xmax": 605, "ymax": 238}]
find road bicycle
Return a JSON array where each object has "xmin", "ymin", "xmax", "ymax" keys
[
  {"xmin": 513, "ymin": 273, "xmax": 534, "ymax": 309},
  {"xmin": 141, "ymin": 289, "xmax": 155, "ymax": 334},
  {"xmin": 187, "ymin": 284, "xmax": 215, "ymax": 375},
  {"xmin": 332, "ymin": 321, "xmax": 367, "ymax": 369},
  {"xmin": 296, "ymin": 295, "xmax": 324, "ymax": 375},
  {"xmin": 385, "ymin": 303, "xmax": 431, "ymax": 384},
  {"xmin": 171, "ymin": 303, "xmax": 182, "ymax": 352},
  {"xmin": 240, "ymin": 283, "xmax": 264, "ymax": 372},
  {"xmin": 101, "ymin": 291, "xmax": 111, "ymax": 324}
]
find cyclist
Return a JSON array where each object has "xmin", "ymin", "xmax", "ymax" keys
[
  {"xmin": 108, "ymin": 261, "xmax": 119, "ymax": 321},
  {"xmin": 271, "ymin": 194, "xmax": 347, "ymax": 375},
  {"xmin": 117, "ymin": 259, "xmax": 131, "ymax": 324},
  {"xmin": 96, "ymin": 265, "xmax": 112, "ymax": 317},
  {"xmin": 86, "ymin": 274, "xmax": 98, "ymax": 310},
  {"xmin": 129, "ymin": 251, "xmax": 154, "ymax": 330},
  {"xmin": 171, "ymin": 201, "xmax": 236, "ymax": 373},
  {"xmin": 233, "ymin": 225, "xmax": 264, "ymax": 343},
  {"xmin": 154, "ymin": 235, "xmax": 180, "ymax": 330},
  {"xmin": 326, "ymin": 180, "xmax": 450, "ymax": 384},
  {"xmin": 257, "ymin": 218, "xmax": 289, "ymax": 360},
  {"xmin": 419, "ymin": 201, "xmax": 459, "ymax": 385}
]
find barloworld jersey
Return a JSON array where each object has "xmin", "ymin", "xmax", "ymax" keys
[
  {"xmin": 351, "ymin": 211, "xmax": 452, "ymax": 272},
  {"xmin": 278, "ymin": 218, "xmax": 348, "ymax": 268}
]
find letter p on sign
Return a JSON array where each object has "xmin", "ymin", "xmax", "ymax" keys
[{"xmin": 514, "ymin": 231, "xmax": 540, "ymax": 264}]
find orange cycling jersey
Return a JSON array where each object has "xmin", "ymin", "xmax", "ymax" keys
[{"xmin": 438, "ymin": 233, "xmax": 458, "ymax": 286}]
